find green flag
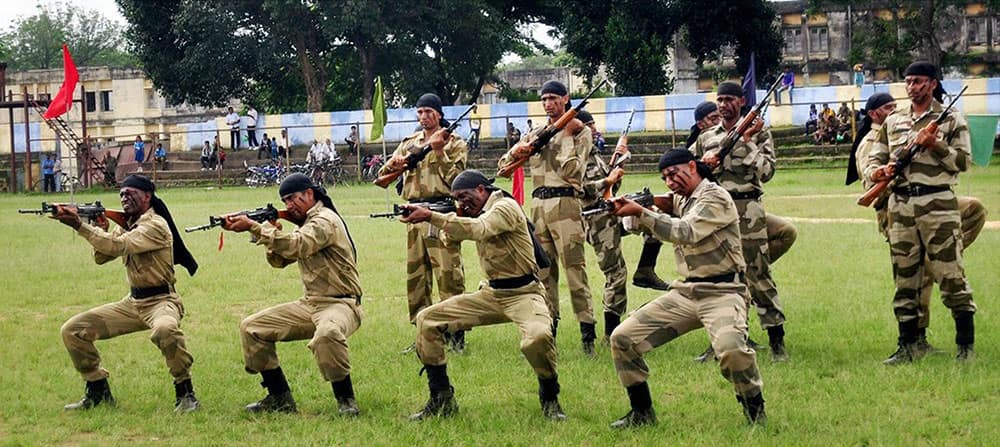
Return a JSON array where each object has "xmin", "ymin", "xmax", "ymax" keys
[
  {"xmin": 967, "ymin": 114, "xmax": 998, "ymax": 166},
  {"xmin": 370, "ymin": 76, "xmax": 388, "ymax": 141}
]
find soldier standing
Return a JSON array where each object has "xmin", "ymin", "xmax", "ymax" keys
[
  {"xmin": 223, "ymin": 174, "xmax": 363, "ymax": 415},
  {"xmin": 52, "ymin": 175, "xmax": 200, "ymax": 412},
  {"xmin": 577, "ymin": 110, "xmax": 629, "ymax": 341},
  {"xmin": 379, "ymin": 93, "xmax": 468, "ymax": 352},
  {"xmin": 607, "ymin": 150, "xmax": 765, "ymax": 428},
  {"xmin": 864, "ymin": 61, "xmax": 979, "ymax": 364},
  {"xmin": 498, "ymin": 80, "xmax": 596, "ymax": 355},
  {"xmin": 691, "ymin": 81, "xmax": 789, "ymax": 362},
  {"xmin": 402, "ymin": 170, "xmax": 565, "ymax": 421}
]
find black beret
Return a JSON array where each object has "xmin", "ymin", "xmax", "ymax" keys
[
  {"xmin": 121, "ymin": 174, "xmax": 155, "ymax": 192},
  {"xmin": 451, "ymin": 169, "xmax": 496, "ymax": 192},
  {"xmin": 658, "ymin": 149, "xmax": 696, "ymax": 171},
  {"xmin": 694, "ymin": 101, "xmax": 718, "ymax": 121},
  {"xmin": 864, "ymin": 93, "xmax": 894, "ymax": 114},
  {"xmin": 903, "ymin": 61, "xmax": 937, "ymax": 79},
  {"xmin": 576, "ymin": 110, "xmax": 594, "ymax": 124},
  {"xmin": 540, "ymin": 80, "xmax": 568, "ymax": 96},
  {"xmin": 279, "ymin": 173, "xmax": 315, "ymax": 198},
  {"xmin": 717, "ymin": 81, "xmax": 743, "ymax": 97},
  {"xmin": 415, "ymin": 93, "xmax": 444, "ymax": 116}
]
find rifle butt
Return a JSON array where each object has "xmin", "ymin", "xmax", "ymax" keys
[
  {"xmin": 857, "ymin": 181, "xmax": 889, "ymax": 207},
  {"xmin": 373, "ymin": 171, "xmax": 401, "ymax": 188}
]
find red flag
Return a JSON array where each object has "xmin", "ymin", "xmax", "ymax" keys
[
  {"xmin": 42, "ymin": 44, "xmax": 79, "ymax": 120},
  {"xmin": 512, "ymin": 166, "xmax": 525, "ymax": 205}
]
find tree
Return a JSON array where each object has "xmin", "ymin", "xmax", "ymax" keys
[
  {"xmin": 3, "ymin": 2, "xmax": 134, "ymax": 70},
  {"xmin": 673, "ymin": 0, "xmax": 783, "ymax": 81}
]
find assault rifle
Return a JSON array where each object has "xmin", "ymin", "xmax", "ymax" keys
[
  {"xmin": 184, "ymin": 204, "xmax": 291, "ymax": 232},
  {"xmin": 602, "ymin": 109, "xmax": 635, "ymax": 199},
  {"xmin": 497, "ymin": 79, "xmax": 609, "ymax": 178},
  {"xmin": 373, "ymin": 103, "xmax": 478, "ymax": 188},
  {"xmin": 710, "ymin": 77, "xmax": 783, "ymax": 164},
  {"xmin": 369, "ymin": 200, "xmax": 456, "ymax": 219},
  {"xmin": 857, "ymin": 85, "xmax": 968, "ymax": 207},
  {"xmin": 582, "ymin": 187, "xmax": 676, "ymax": 218},
  {"xmin": 18, "ymin": 201, "xmax": 128, "ymax": 227}
]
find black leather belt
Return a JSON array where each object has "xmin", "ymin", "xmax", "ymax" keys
[
  {"xmin": 727, "ymin": 190, "xmax": 762, "ymax": 201},
  {"xmin": 532, "ymin": 187, "xmax": 577, "ymax": 199},
  {"xmin": 683, "ymin": 272, "xmax": 743, "ymax": 284},
  {"xmin": 891, "ymin": 184, "xmax": 950, "ymax": 197},
  {"xmin": 335, "ymin": 294, "xmax": 362, "ymax": 305},
  {"xmin": 131, "ymin": 285, "xmax": 171, "ymax": 299},
  {"xmin": 489, "ymin": 274, "xmax": 536, "ymax": 289}
]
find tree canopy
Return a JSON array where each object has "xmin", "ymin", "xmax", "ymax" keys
[{"xmin": 2, "ymin": 3, "xmax": 134, "ymax": 70}]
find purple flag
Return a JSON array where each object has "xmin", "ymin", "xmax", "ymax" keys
[{"xmin": 742, "ymin": 53, "xmax": 757, "ymax": 111}]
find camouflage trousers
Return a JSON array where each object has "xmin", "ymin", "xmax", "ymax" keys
[
  {"xmin": 735, "ymin": 198, "xmax": 785, "ymax": 329},
  {"xmin": 61, "ymin": 294, "xmax": 193, "ymax": 383},
  {"xmin": 415, "ymin": 280, "xmax": 557, "ymax": 378},
  {"xmin": 765, "ymin": 213, "xmax": 798, "ymax": 263},
  {"xmin": 584, "ymin": 209, "xmax": 628, "ymax": 316},
  {"xmin": 886, "ymin": 192, "xmax": 978, "ymax": 323},
  {"xmin": 610, "ymin": 282, "xmax": 762, "ymax": 397},
  {"xmin": 407, "ymin": 221, "xmax": 466, "ymax": 323},
  {"xmin": 532, "ymin": 197, "xmax": 594, "ymax": 324},
  {"xmin": 241, "ymin": 296, "xmax": 362, "ymax": 382}
]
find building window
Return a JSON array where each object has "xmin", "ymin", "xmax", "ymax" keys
[
  {"xmin": 809, "ymin": 27, "xmax": 829, "ymax": 53},
  {"xmin": 783, "ymin": 27, "xmax": 802, "ymax": 55},
  {"xmin": 85, "ymin": 92, "xmax": 96, "ymax": 112},
  {"xmin": 100, "ymin": 90, "xmax": 112, "ymax": 112},
  {"xmin": 967, "ymin": 16, "xmax": 988, "ymax": 45}
]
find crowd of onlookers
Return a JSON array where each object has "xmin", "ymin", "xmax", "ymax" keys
[{"xmin": 805, "ymin": 102, "xmax": 855, "ymax": 144}]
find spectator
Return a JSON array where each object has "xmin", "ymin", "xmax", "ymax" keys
[
  {"xmin": 270, "ymin": 137, "xmax": 279, "ymax": 161},
  {"xmin": 775, "ymin": 68, "xmax": 794, "ymax": 105},
  {"xmin": 344, "ymin": 125, "xmax": 360, "ymax": 155},
  {"xmin": 133, "ymin": 135, "xmax": 145, "ymax": 172},
  {"xmin": 103, "ymin": 152, "xmax": 118, "ymax": 186},
  {"xmin": 42, "ymin": 154, "xmax": 56, "ymax": 192},
  {"xmin": 308, "ymin": 139, "xmax": 325, "ymax": 165},
  {"xmin": 280, "ymin": 128, "xmax": 290, "ymax": 160},
  {"xmin": 506, "ymin": 122, "xmax": 521, "ymax": 147},
  {"xmin": 805, "ymin": 104, "xmax": 819, "ymax": 135},
  {"xmin": 853, "ymin": 63, "xmax": 865, "ymax": 88},
  {"xmin": 200, "ymin": 140, "xmax": 212, "ymax": 170},
  {"xmin": 468, "ymin": 106, "xmax": 482, "ymax": 151},
  {"xmin": 154, "ymin": 143, "xmax": 167, "ymax": 170},
  {"xmin": 53, "ymin": 156, "xmax": 63, "ymax": 191},
  {"xmin": 258, "ymin": 133, "xmax": 270, "ymax": 160},
  {"xmin": 246, "ymin": 105, "xmax": 259, "ymax": 147},
  {"xmin": 324, "ymin": 138, "xmax": 337, "ymax": 162},
  {"xmin": 821, "ymin": 103, "xmax": 834, "ymax": 121},
  {"xmin": 225, "ymin": 106, "xmax": 241, "ymax": 150},
  {"xmin": 526, "ymin": 119, "xmax": 534, "ymax": 132},
  {"xmin": 837, "ymin": 102, "xmax": 852, "ymax": 125},
  {"xmin": 218, "ymin": 145, "xmax": 227, "ymax": 170},
  {"xmin": 212, "ymin": 136, "xmax": 221, "ymax": 169}
]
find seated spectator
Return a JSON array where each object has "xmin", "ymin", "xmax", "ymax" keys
[
  {"xmin": 258, "ymin": 133, "xmax": 271, "ymax": 160},
  {"xmin": 200, "ymin": 141, "xmax": 212, "ymax": 170},
  {"xmin": 805, "ymin": 104, "xmax": 819, "ymax": 135},
  {"xmin": 154, "ymin": 143, "xmax": 167, "ymax": 170}
]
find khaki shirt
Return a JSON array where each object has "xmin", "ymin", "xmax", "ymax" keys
[
  {"xmin": 855, "ymin": 123, "xmax": 883, "ymax": 191},
  {"xmin": 77, "ymin": 208, "xmax": 176, "ymax": 289},
  {"xmin": 250, "ymin": 202, "xmax": 362, "ymax": 299},
  {"xmin": 498, "ymin": 121, "xmax": 590, "ymax": 193},
  {"xmin": 691, "ymin": 122, "xmax": 775, "ymax": 194},
  {"xmin": 428, "ymin": 191, "xmax": 536, "ymax": 281},
  {"xmin": 865, "ymin": 101, "xmax": 970, "ymax": 188},
  {"xmin": 635, "ymin": 179, "xmax": 745, "ymax": 279},
  {"xmin": 379, "ymin": 130, "xmax": 468, "ymax": 201}
]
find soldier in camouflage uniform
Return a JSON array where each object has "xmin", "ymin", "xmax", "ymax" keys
[
  {"xmin": 498, "ymin": 80, "xmax": 595, "ymax": 355},
  {"xmin": 607, "ymin": 150, "xmax": 766, "ymax": 428},
  {"xmin": 380, "ymin": 93, "xmax": 468, "ymax": 352},
  {"xmin": 577, "ymin": 110, "xmax": 629, "ymax": 341},
  {"xmin": 224, "ymin": 174, "xmax": 363, "ymax": 415},
  {"xmin": 52, "ymin": 175, "xmax": 200, "ymax": 413},
  {"xmin": 864, "ymin": 61, "xmax": 978, "ymax": 364},
  {"xmin": 402, "ymin": 170, "xmax": 566, "ymax": 421},
  {"xmin": 691, "ymin": 81, "xmax": 789, "ymax": 362}
]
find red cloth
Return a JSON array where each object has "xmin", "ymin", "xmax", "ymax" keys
[
  {"xmin": 42, "ymin": 44, "xmax": 79, "ymax": 120},
  {"xmin": 512, "ymin": 166, "xmax": 525, "ymax": 205}
]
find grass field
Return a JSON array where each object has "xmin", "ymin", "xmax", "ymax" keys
[{"xmin": 1, "ymin": 164, "xmax": 997, "ymax": 446}]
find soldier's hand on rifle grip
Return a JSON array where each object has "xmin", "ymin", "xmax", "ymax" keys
[
  {"xmin": 50, "ymin": 205, "xmax": 83, "ymax": 230},
  {"xmin": 222, "ymin": 215, "xmax": 254, "ymax": 233},
  {"xmin": 94, "ymin": 214, "xmax": 109, "ymax": 231},
  {"xmin": 511, "ymin": 141, "xmax": 533, "ymax": 158},
  {"xmin": 399, "ymin": 205, "xmax": 431, "ymax": 224},
  {"xmin": 387, "ymin": 154, "xmax": 408, "ymax": 171},
  {"xmin": 609, "ymin": 197, "xmax": 644, "ymax": 217},
  {"xmin": 269, "ymin": 220, "xmax": 283, "ymax": 231},
  {"xmin": 870, "ymin": 163, "xmax": 895, "ymax": 183},
  {"xmin": 743, "ymin": 117, "xmax": 765, "ymax": 142},
  {"xmin": 427, "ymin": 128, "xmax": 449, "ymax": 152},
  {"xmin": 605, "ymin": 167, "xmax": 625, "ymax": 185},
  {"xmin": 702, "ymin": 152, "xmax": 721, "ymax": 169},
  {"xmin": 914, "ymin": 123, "xmax": 939, "ymax": 149}
]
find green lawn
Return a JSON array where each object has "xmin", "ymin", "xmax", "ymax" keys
[{"xmin": 0, "ymin": 165, "xmax": 997, "ymax": 446}]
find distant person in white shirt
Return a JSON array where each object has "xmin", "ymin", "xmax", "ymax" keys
[
  {"xmin": 225, "ymin": 107, "xmax": 241, "ymax": 150},
  {"xmin": 246, "ymin": 106, "xmax": 260, "ymax": 147}
]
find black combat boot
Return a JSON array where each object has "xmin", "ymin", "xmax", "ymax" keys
[
  {"xmin": 632, "ymin": 267, "xmax": 670, "ymax": 291},
  {"xmin": 912, "ymin": 327, "xmax": 940, "ymax": 358},
  {"xmin": 768, "ymin": 326, "xmax": 789, "ymax": 362},
  {"xmin": 737, "ymin": 392, "xmax": 767, "ymax": 425},
  {"xmin": 610, "ymin": 382, "xmax": 657, "ymax": 428},
  {"xmin": 331, "ymin": 375, "xmax": 359, "ymax": 416},
  {"xmin": 694, "ymin": 344, "xmax": 715, "ymax": 363},
  {"xmin": 538, "ymin": 376, "xmax": 567, "ymax": 421},
  {"xmin": 409, "ymin": 364, "xmax": 458, "ymax": 421},
  {"xmin": 884, "ymin": 320, "xmax": 918, "ymax": 366},
  {"xmin": 954, "ymin": 311, "xmax": 975, "ymax": 362},
  {"xmin": 449, "ymin": 330, "xmax": 466, "ymax": 354},
  {"xmin": 64, "ymin": 378, "xmax": 115, "ymax": 411},
  {"xmin": 246, "ymin": 367, "xmax": 297, "ymax": 413},
  {"xmin": 173, "ymin": 378, "xmax": 200, "ymax": 413},
  {"xmin": 580, "ymin": 322, "xmax": 597, "ymax": 357},
  {"xmin": 602, "ymin": 313, "xmax": 620, "ymax": 345}
]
